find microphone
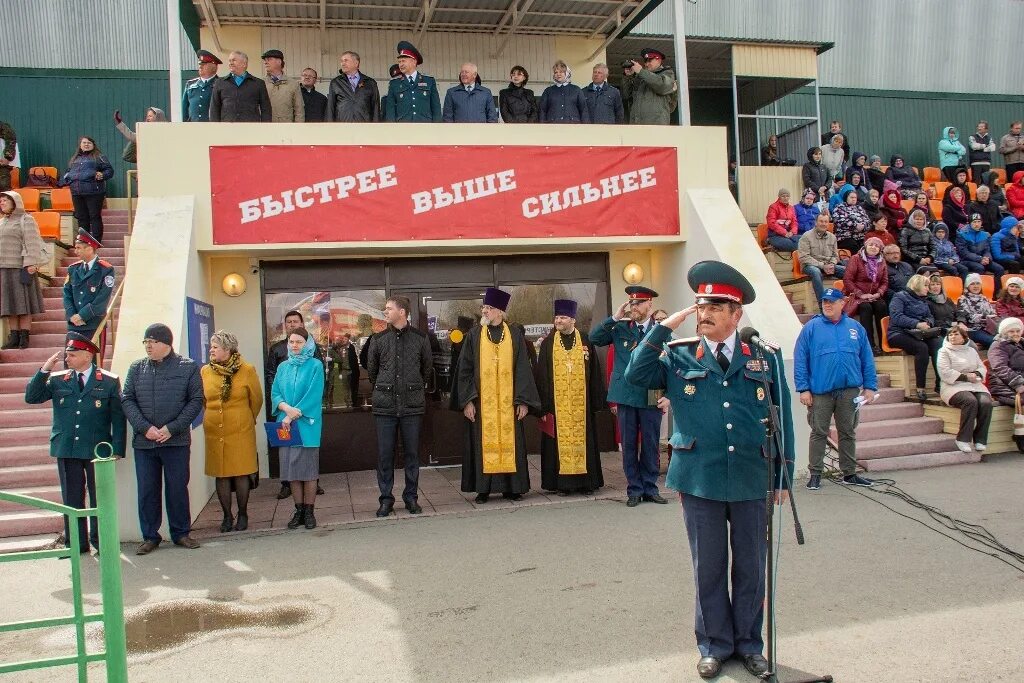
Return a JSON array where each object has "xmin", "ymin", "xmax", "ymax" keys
[{"xmin": 740, "ymin": 326, "xmax": 781, "ymax": 354}]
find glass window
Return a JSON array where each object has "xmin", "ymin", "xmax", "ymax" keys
[{"xmin": 264, "ymin": 289, "xmax": 387, "ymax": 355}]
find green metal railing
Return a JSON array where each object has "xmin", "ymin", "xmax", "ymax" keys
[{"xmin": 0, "ymin": 445, "xmax": 127, "ymax": 682}]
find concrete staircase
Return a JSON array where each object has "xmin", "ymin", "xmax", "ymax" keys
[
  {"xmin": 766, "ymin": 225, "xmax": 986, "ymax": 473},
  {"xmin": 0, "ymin": 210, "xmax": 128, "ymax": 550}
]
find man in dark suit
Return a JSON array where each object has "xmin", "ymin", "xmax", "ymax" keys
[
  {"xmin": 209, "ymin": 50, "xmax": 272, "ymax": 122},
  {"xmin": 327, "ymin": 51, "xmax": 380, "ymax": 122},
  {"xmin": 299, "ymin": 67, "xmax": 329, "ymax": 122},
  {"xmin": 384, "ymin": 41, "xmax": 441, "ymax": 122},
  {"xmin": 25, "ymin": 332, "xmax": 126, "ymax": 554},
  {"xmin": 63, "ymin": 229, "xmax": 116, "ymax": 352}
]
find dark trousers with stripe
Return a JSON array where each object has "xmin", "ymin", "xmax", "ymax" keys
[
  {"xmin": 681, "ymin": 494, "xmax": 767, "ymax": 658},
  {"xmin": 617, "ymin": 405, "xmax": 662, "ymax": 497},
  {"xmin": 57, "ymin": 458, "xmax": 98, "ymax": 551}
]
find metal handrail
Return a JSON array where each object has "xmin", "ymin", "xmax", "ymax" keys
[
  {"xmin": 90, "ymin": 279, "xmax": 125, "ymax": 349},
  {"xmin": 0, "ymin": 447, "xmax": 128, "ymax": 681}
]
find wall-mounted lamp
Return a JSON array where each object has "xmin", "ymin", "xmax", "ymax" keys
[
  {"xmin": 622, "ymin": 262, "xmax": 644, "ymax": 285},
  {"xmin": 221, "ymin": 273, "xmax": 247, "ymax": 297}
]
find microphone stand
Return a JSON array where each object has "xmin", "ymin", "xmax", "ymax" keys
[{"xmin": 751, "ymin": 342, "xmax": 832, "ymax": 683}]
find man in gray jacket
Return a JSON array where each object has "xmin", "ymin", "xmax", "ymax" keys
[
  {"xmin": 209, "ymin": 51, "xmax": 272, "ymax": 122},
  {"xmin": 999, "ymin": 121, "xmax": 1024, "ymax": 182},
  {"xmin": 621, "ymin": 48, "xmax": 677, "ymax": 125},
  {"xmin": 798, "ymin": 213, "xmax": 847, "ymax": 309},
  {"xmin": 366, "ymin": 295, "xmax": 433, "ymax": 518},
  {"xmin": 262, "ymin": 49, "xmax": 304, "ymax": 122},
  {"xmin": 122, "ymin": 323, "xmax": 204, "ymax": 555},
  {"xmin": 583, "ymin": 64, "xmax": 624, "ymax": 125}
]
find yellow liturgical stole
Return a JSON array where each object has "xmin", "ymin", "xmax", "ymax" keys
[
  {"xmin": 479, "ymin": 322, "xmax": 517, "ymax": 474},
  {"xmin": 552, "ymin": 329, "xmax": 587, "ymax": 474}
]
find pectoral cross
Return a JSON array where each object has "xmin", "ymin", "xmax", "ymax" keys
[{"xmin": 565, "ymin": 360, "xmax": 574, "ymax": 374}]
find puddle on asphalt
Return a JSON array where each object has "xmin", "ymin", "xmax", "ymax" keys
[{"xmin": 124, "ymin": 599, "xmax": 316, "ymax": 654}]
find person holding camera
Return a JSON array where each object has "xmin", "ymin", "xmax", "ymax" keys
[{"xmin": 620, "ymin": 48, "xmax": 676, "ymax": 125}]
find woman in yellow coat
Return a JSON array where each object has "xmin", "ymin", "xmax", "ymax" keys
[{"xmin": 202, "ymin": 330, "xmax": 263, "ymax": 532}]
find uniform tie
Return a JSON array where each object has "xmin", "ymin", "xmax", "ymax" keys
[
  {"xmin": 408, "ymin": 76, "xmax": 415, "ymax": 85},
  {"xmin": 715, "ymin": 342, "xmax": 729, "ymax": 373},
  {"xmin": 78, "ymin": 372, "xmax": 86, "ymax": 391}
]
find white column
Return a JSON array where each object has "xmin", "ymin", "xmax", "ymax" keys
[
  {"xmin": 167, "ymin": 0, "xmax": 183, "ymax": 122},
  {"xmin": 672, "ymin": 0, "xmax": 690, "ymax": 125}
]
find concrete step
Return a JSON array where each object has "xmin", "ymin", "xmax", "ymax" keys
[
  {"xmin": 0, "ymin": 347, "xmax": 61, "ymax": 363},
  {"xmin": 856, "ymin": 401, "xmax": 923, "ymax": 423},
  {"xmin": 0, "ymin": 362, "xmax": 55, "ymax": 379},
  {"xmin": 791, "ymin": 302, "xmax": 805, "ymax": 314},
  {"xmin": 0, "ymin": 510, "xmax": 63, "ymax": 538},
  {"xmin": 0, "ymin": 444, "xmax": 52, "ymax": 467},
  {"xmin": 877, "ymin": 374, "xmax": 891, "ymax": 388},
  {"xmin": 859, "ymin": 451, "xmax": 982, "ymax": 472},
  {"xmin": 0, "ymin": 395, "xmax": 47, "ymax": 411},
  {"xmin": 0, "ymin": 486, "xmax": 62, "ymax": 513},
  {"xmin": 873, "ymin": 387, "xmax": 907, "ymax": 405},
  {"xmin": 0, "ymin": 532, "xmax": 58, "ymax": 555},
  {"xmin": 856, "ymin": 433, "xmax": 958, "ymax": 460},
  {"xmin": 31, "ymin": 320, "xmax": 74, "ymax": 334},
  {"xmin": 0, "ymin": 464, "xmax": 59, "ymax": 488},
  {"xmin": 23, "ymin": 333, "xmax": 75, "ymax": 348},
  {"xmin": 834, "ymin": 416, "xmax": 944, "ymax": 442},
  {"xmin": 0, "ymin": 377, "xmax": 34, "ymax": 393},
  {"xmin": 0, "ymin": 409, "xmax": 53, "ymax": 428},
  {"xmin": 0, "ymin": 426, "xmax": 51, "ymax": 448}
]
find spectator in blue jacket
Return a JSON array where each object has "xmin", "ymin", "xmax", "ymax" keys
[
  {"xmin": 583, "ymin": 64, "xmax": 624, "ymax": 124},
  {"xmin": 887, "ymin": 275, "xmax": 942, "ymax": 401},
  {"xmin": 991, "ymin": 215, "xmax": 1023, "ymax": 273},
  {"xmin": 795, "ymin": 188, "xmax": 821, "ymax": 234},
  {"xmin": 795, "ymin": 287, "xmax": 877, "ymax": 490},
  {"xmin": 956, "ymin": 217, "xmax": 1005, "ymax": 287},
  {"xmin": 539, "ymin": 61, "xmax": 590, "ymax": 123},
  {"xmin": 442, "ymin": 64, "xmax": 498, "ymax": 123},
  {"xmin": 60, "ymin": 137, "xmax": 114, "ymax": 242},
  {"xmin": 931, "ymin": 222, "xmax": 968, "ymax": 279},
  {"xmin": 938, "ymin": 126, "xmax": 967, "ymax": 183}
]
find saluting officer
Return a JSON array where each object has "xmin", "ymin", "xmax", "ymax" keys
[
  {"xmin": 25, "ymin": 332, "xmax": 126, "ymax": 555},
  {"xmin": 384, "ymin": 41, "xmax": 441, "ymax": 122},
  {"xmin": 182, "ymin": 50, "xmax": 222, "ymax": 122},
  {"xmin": 589, "ymin": 285, "xmax": 666, "ymax": 507},
  {"xmin": 63, "ymin": 228, "xmax": 116, "ymax": 345},
  {"xmin": 624, "ymin": 261, "xmax": 795, "ymax": 681}
]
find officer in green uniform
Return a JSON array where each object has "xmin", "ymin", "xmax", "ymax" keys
[
  {"xmin": 384, "ymin": 41, "xmax": 441, "ymax": 122},
  {"xmin": 63, "ymin": 229, "xmax": 116, "ymax": 344},
  {"xmin": 589, "ymin": 285, "xmax": 665, "ymax": 507},
  {"xmin": 624, "ymin": 261, "xmax": 794, "ymax": 680},
  {"xmin": 182, "ymin": 50, "xmax": 223, "ymax": 122},
  {"xmin": 24, "ymin": 332, "xmax": 126, "ymax": 554}
]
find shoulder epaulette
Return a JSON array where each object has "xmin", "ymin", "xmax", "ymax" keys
[
  {"xmin": 667, "ymin": 336, "xmax": 700, "ymax": 347},
  {"xmin": 98, "ymin": 260, "xmax": 113, "ymax": 268},
  {"xmin": 68, "ymin": 260, "xmax": 85, "ymax": 267},
  {"xmin": 98, "ymin": 369, "xmax": 119, "ymax": 379}
]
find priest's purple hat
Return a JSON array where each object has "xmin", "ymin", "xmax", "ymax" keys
[
  {"xmin": 554, "ymin": 299, "xmax": 578, "ymax": 318},
  {"xmin": 483, "ymin": 287, "xmax": 511, "ymax": 311}
]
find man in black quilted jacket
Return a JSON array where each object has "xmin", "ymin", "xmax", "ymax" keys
[{"xmin": 121, "ymin": 323, "xmax": 204, "ymax": 556}]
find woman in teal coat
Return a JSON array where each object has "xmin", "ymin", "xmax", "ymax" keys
[
  {"xmin": 938, "ymin": 126, "xmax": 967, "ymax": 183},
  {"xmin": 270, "ymin": 327, "xmax": 325, "ymax": 530}
]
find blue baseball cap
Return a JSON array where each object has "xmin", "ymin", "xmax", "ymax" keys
[{"xmin": 821, "ymin": 288, "xmax": 845, "ymax": 302}]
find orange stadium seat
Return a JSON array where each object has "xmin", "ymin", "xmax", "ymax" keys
[
  {"xmin": 30, "ymin": 211, "xmax": 61, "ymax": 240},
  {"xmin": 49, "ymin": 187, "xmax": 74, "ymax": 212},
  {"xmin": 901, "ymin": 199, "xmax": 914, "ymax": 213},
  {"xmin": 966, "ymin": 182, "xmax": 977, "ymax": 200},
  {"xmin": 929, "ymin": 199, "xmax": 943, "ymax": 219},
  {"xmin": 832, "ymin": 279, "xmax": 845, "ymax": 291},
  {"xmin": 933, "ymin": 181, "xmax": 951, "ymax": 199},
  {"xmin": 13, "ymin": 187, "xmax": 40, "ymax": 212},
  {"xmin": 792, "ymin": 250, "xmax": 804, "ymax": 279},
  {"xmin": 880, "ymin": 317, "xmax": 897, "ymax": 353},
  {"xmin": 756, "ymin": 223, "xmax": 769, "ymax": 249},
  {"xmin": 981, "ymin": 274, "xmax": 995, "ymax": 301},
  {"xmin": 923, "ymin": 167, "xmax": 942, "ymax": 182},
  {"xmin": 942, "ymin": 276, "xmax": 963, "ymax": 304},
  {"xmin": 9, "ymin": 167, "xmax": 19, "ymax": 189},
  {"xmin": 993, "ymin": 168, "xmax": 1007, "ymax": 184}
]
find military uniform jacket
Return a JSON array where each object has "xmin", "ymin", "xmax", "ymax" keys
[
  {"xmin": 588, "ymin": 315, "xmax": 653, "ymax": 408},
  {"xmin": 25, "ymin": 367, "xmax": 127, "ymax": 459},
  {"xmin": 384, "ymin": 73, "xmax": 442, "ymax": 122},
  {"xmin": 182, "ymin": 76, "xmax": 217, "ymax": 122},
  {"xmin": 62, "ymin": 259, "xmax": 116, "ymax": 334},
  {"xmin": 624, "ymin": 325, "xmax": 795, "ymax": 502}
]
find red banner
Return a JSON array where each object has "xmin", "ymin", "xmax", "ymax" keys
[{"xmin": 210, "ymin": 145, "xmax": 679, "ymax": 244}]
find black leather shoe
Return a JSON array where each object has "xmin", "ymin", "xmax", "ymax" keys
[
  {"xmin": 376, "ymin": 501, "xmax": 393, "ymax": 518},
  {"xmin": 303, "ymin": 505, "xmax": 317, "ymax": 529},
  {"xmin": 642, "ymin": 493, "xmax": 668, "ymax": 504},
  {"xmin": 219, "ymin": 515, "xmax": 234, "ymax": 533},
  {"xmin": 474, "ymin": 493, "xmax": 489, "ymax": 503},
  {"xmin": 741, "ymin": 653, "xmax": 769, "ymax": 677},
  {"xmin": 697, "ymin": 656, "xmax": 723, "ymax": 679},
  {"xmin": 509, "ymin": 493, "xmax": 523, "ymax": 501},
  {"xmin": 234, "ymin": 513, "xmax": 248, "ymax": 531},
  {"xmin": 406, "ymin": 500, "xmax": 422, "ymax": 514},
  {"xmin": 276, "ymin": 483, "xmax": 292, "ymax": 500},
  {"xmin": 626, "ymin": 496, "xmax": 641, "ymax": 507},
  {"xmin": 287, "ymin": 504, "xmax": 305, "ymax": 529}
]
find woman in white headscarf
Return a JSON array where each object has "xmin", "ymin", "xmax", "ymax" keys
[{"xmin": 538, "ymin": 60, "xmax": 590, "ymax": 124}]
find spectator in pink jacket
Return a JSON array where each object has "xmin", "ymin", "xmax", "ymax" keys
[{"xmin": 765, "ymin": 188, "xmax": 799, "ymax": 252}]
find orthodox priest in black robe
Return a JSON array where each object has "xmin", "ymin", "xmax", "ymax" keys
[
  {"xmin": 456, "ymin": 287, "xmax": 540, "ymax": 503},
  {"xmin": 536, "ymin": 299, "xmax": 606, "ymax": 494}
]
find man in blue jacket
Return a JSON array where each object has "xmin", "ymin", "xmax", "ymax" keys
[
  {"xmin": 442, "ymin": 63, "xmax": 498, "ymax": 123},
  {"xmin": 991, "ymin": 215, "xmax": 1022, "ymax": 273},
  {"xmin": 956, "ymin": 214, "xmax": 1005, "ymax": 290},
  {"xmin": 794, "ymin": 288, "xmax": 878, "ymax": 490}
]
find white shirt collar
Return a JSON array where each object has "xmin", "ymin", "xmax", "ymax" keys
[
  {"xmin": 703, "ymin": 333, "xmax": 736, "ymax": 360},
  {"xmin": 86, "ymin": 256, "xmax": 98, "ymax": 270}
]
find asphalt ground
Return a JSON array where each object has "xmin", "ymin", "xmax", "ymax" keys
[{"xmin": 1, "ymin": 454, "xmax": 1022, "ymax": 682}]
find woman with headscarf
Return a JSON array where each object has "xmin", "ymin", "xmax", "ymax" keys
[
  {"xmin": 880, "ymin": 182, "xmax": 908, "ymax": 232},
  {"xmin": 865, "ymin": 155, "xmax": 886, "ymax": 191},
  {"xmin": 899, "ymin": 208, "xmax": 934, "ymax": 269},
  {"xmin": 802, "ymin": 146, "xmax": 830, "ymax": 197},
  {"xmin": 987, "ymin": 317, "xmax": 1024, "ymax": 412},
  {"xmin": 884, "ymin": 155, "xmax": 922, "ymax": 198},
  {"xmin": 821, "ymin": 134, "xmax": 845, "ymax": 178},
  {"xmin": 114, "ymin": 106, "xmax": 166, "ymax": 163},
  {"xmin": 926, "ymin": 274, "xmax": 957, "ymax": 333},
  {"xmin": 936, "ymin": 324, "xmax": 991, "ymax": 453},
  {"xmin": 538, "ymin": 60, "xmax": 589, "ymax": 123},
  {"xmin": 887, "ymin": 274, "xmax": 941, "ymax": 402},
  {"xmin": 270, "ymin": 326, "xmax": 325, "ymax": 530},
  {"xmin": 202, "ymin": 330, "xmax": 263, "ymax": 533},
  {"xmin": 861, "ymin": 188, "xmax": 882, "ymax": 224},
  {"xmin": 832, "ymin": 186, "xmax": 870, "ymax": 253},
  {"xmin": 499, "ymin": 65, "xmax": 538, "ymax": 123},
  {"xmin": 942, "ymin": 185, "xmax": 971, "ymax": 230},
  {"xmin": 863, "ymin": 213, "xmax": 896, "ymax": 247},
  {"xmin": 0, "ymin": 191, "xmax": 46, "ymax": 350},
  {"xmin": 994, "ymin": 276, "xmax": 1024, "ymax": 320},
  {"xmin": 845, "ymin": 151, "xmax": 872, "ymax": 191},
  {"xmin": 956, "ymin": 273, "xmax": 997, "ymax": 348},
  {"xmin": 843, "ymin": 236, "xmax": 889, "ymax": 351}
]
